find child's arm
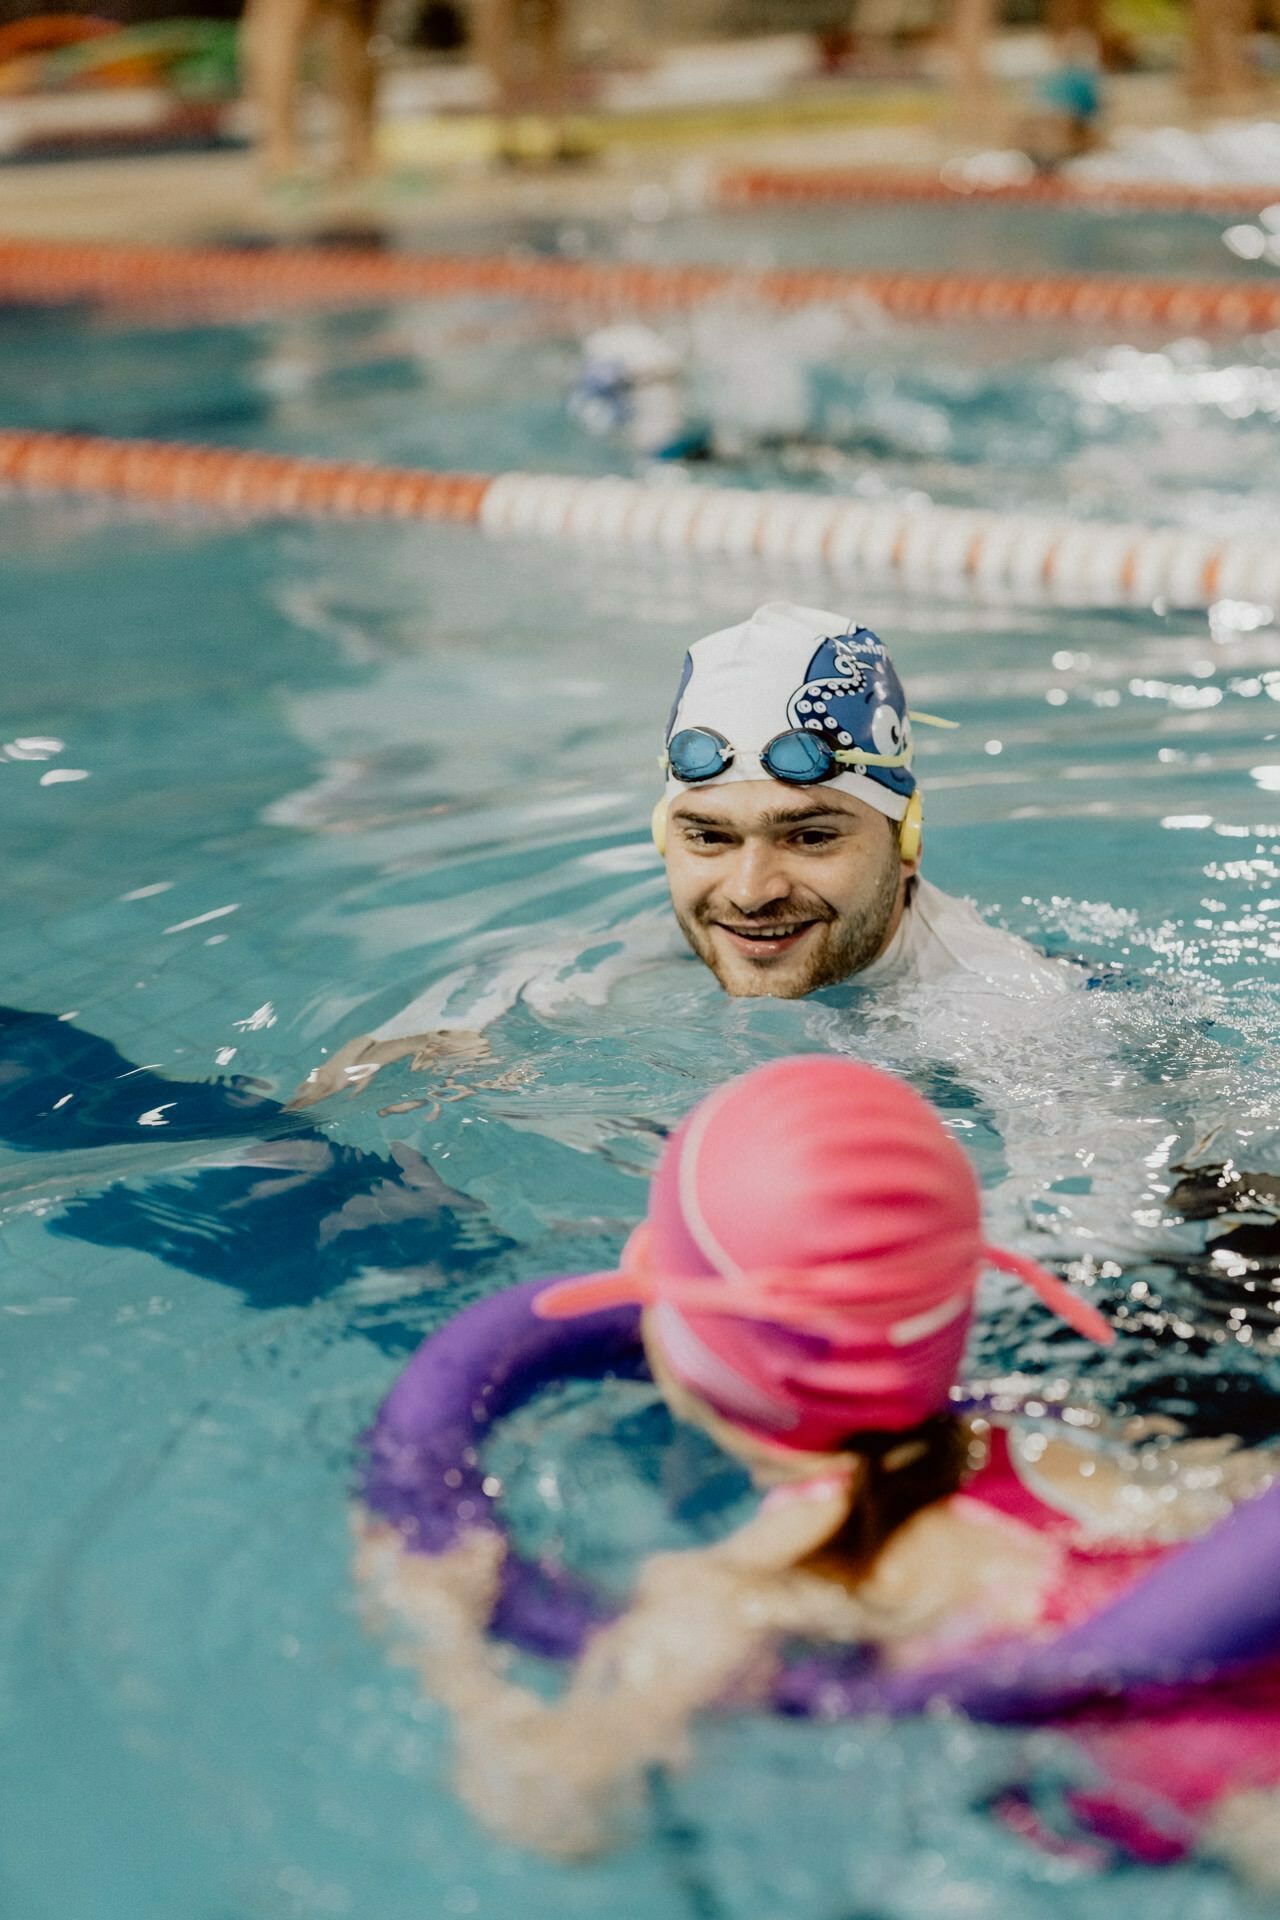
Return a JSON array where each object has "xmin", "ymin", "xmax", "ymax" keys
[{"xmin": 1008, "ymin": 1427, "xmax": 1276, "ymax": 1543}]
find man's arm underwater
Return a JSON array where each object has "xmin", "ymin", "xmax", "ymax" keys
[{"xmin": 287, "ymin": 1028, "xmax": 491, "ymax": 1109}]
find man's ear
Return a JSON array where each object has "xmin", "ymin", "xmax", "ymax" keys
[{"xmin": 651, "ymin": 799, "xmax": 669, "ymax": 857}]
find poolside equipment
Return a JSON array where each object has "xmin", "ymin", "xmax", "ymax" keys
[
  {"xmin": 15, "ymin": 20, "xmax": 240, "ymax": 99},
  {"xmin": 0, "ymin": 16, "xmax": 114, "ymax": 63},
  {"xmin": 0, "ymin": 14, "xmax": 114, "ymax": 93},
  {"xmin": 361, "ymin": 1270, "xmax": 1280, "ymax": 1714}
]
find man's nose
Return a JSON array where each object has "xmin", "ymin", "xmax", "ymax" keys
[{"xmin": 724, "ymin": 841, "xmax": 790, "ymax": 915}]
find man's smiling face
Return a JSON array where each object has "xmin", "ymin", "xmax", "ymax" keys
[{"xmin": 664, "ymin": 781, "xmax": 913, "ymax": 998}]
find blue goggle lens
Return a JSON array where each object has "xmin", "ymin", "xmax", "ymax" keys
[
  {"xmin": 667, "ymin": 727, "xmax": 842, "ymax": 786},
  {"xmin": 667, "ymin": 727, "xmax": 732, "ymax": 783},
  {"xmin": 761, "ymin": 730, "xmax": 838, "ymax": 784}
]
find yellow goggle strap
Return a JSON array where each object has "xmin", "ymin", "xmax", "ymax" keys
[{"xmin": 899, "ymin": 790, "xmax": 923, "ymax": 865}]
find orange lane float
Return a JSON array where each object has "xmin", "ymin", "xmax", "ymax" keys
[
  {"xmin": 1, "ymin": 236, "xmax": 1280, "ymax": 334},
  {"xmin": 3, "ymin": 426, "xmax": 1279, "ymax": 611},
  {"xmin": 0, "ymin": 430, "xmax": 488, "ymax": 523},
  {"xmin": 716, "ymin": 164, "xmax": 1280, "ymax": 220}
]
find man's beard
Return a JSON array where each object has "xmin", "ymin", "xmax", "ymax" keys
[{"xmin": 675, "ymin": 859, "xmax": 902, "ymax": 998}]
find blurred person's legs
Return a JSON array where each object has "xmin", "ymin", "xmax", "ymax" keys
[
  {"xmin": 1048, "ymin": 0, "xmax": 1137, "ymax": 72},
  {"xmin": 325, "ymin": 0, "xmax": 379, "ymax": 177},
  {"xmin": 243, "ymin": 0, "xmax": 313, "ymax": 178},
  {"xmin": 1254, "ymin": 0, "xmax": 1280, "ymax": 74},
  {"xmin": 1187, "ymin": 0, "xmax": 1253, "ymax": 100},
  {"xmin": 241, "ymin": 0, "xmax": 381, "ymax": 181},
  {"xmin": 1023, "ymin": 18, "xmax": 1104, "ymax": 170},
  {"xmin": 949, "ymin": 0, "xmax": 999, "ymax": 109},
  {"xmin": 474, "ymin": 0, "xmax": 571, "ymax": 162},
  {"xmin": 472, "ymin": 0, "xmax": 516, "ymax": 125},
  {"xmin": 530, "ymin": 0, "xmax": 568, "ymax": 124},
  {"xmin": 835, "ymin": 0, "xmax": 926, "ymax": 69},
  {"xmin": 1047, "ymin": 0, "xmax": 1103, "ymax": 31}
]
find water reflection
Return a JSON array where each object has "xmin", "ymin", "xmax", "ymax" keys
[{"xmin": 0, "ymin": 1005, "xmax": 509, "ymax": 1342}]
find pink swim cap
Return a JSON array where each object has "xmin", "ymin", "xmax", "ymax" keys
[{"xmin": 535, "ymin": 1056, "xmax": 1113, "ymax": 1453}]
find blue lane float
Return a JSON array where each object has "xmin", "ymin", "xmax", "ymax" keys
[{"xmin": 360, "ymin": 1277, "xmax": 1280, "ymax": 1719}]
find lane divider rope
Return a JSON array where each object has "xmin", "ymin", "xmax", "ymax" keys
[
  {"xmin": 716, "ymin": 164, "xmax": 1280, "ymax": 220},
  {"xmin": 2, "ymin": 427, "xmax": 1277, "ymax": 609},
  {"xmin": 2, "ymin": 236, "xmax": 1279, "ymax": 333},
  {"xmin": 0, "ymin": 430, "xmax": 489, "ymax": 521}
]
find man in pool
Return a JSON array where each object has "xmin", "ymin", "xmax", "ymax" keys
[
  {"xmin": 290, "ymin": 602, "xmax": 1071, "ymax": 1106},
  {"xmin": 654, "ymin": 600, "xmax": 1071, "ymax": 1004}
]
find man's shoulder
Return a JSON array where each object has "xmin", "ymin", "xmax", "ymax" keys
[{"xmin": 907, "ymin": 879, "xmax": 1077, "ymax": 997}]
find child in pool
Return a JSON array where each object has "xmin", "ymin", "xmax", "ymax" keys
[{"xmin": 357, "ymin": 1057, "xmax": 1280, "ymax": 1866}]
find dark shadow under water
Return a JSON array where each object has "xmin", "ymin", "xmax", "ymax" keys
[{"xmin": 0, "ymin": 1005, "xmax": 509, "ymax": 1351}]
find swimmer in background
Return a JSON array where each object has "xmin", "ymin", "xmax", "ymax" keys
[
  {"xmin": 568, "ymin": 325, "xmax": 712, "ymax": 462},
  {"xmin": 567, "ymin": 314, "xmax": 887, "ymax": 472},
  {"xmin": 358, "ymin": 1056, "xmax": 1280, "ymax": 1867}
]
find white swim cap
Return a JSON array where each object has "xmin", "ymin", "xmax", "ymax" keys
[
  {"xmin": 662, "ymin": 602, "xmax": 917, "ymax": 822},
  {"xmin": 581, "ymin": 325, "xmax": 683, "ymax": 384}
]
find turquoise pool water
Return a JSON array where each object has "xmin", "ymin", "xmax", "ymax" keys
[
  {"xmin": 404, "ymin": 199, "xmax": 1280, "ymax": 280},
  {"xmin": 6, "ymin": 287, "xmax": 1280, "ymax": 535},
  {"xmin": 4, "ymin": 210, "xmax": 1280, "ymax": 1918}
]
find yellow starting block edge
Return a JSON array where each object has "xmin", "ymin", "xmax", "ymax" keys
[{"xmin": 377, "ymin": 89, "xmax": 943, "ymax": 169}]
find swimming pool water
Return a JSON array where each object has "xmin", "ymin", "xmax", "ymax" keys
[
  {"xmin": 405, "ymin": 199, "xmax": 1280, "ymax": 283},
  {"xmin": 5, "ymin": 496, "xmax": 1280, "ymax": 1918},
  {"xmin": 4, "ymin": 205, "xmax": 1280, "ymax": 1919},
  {"xmin": 6, "ymin": 282, "xmax": 1280, "ymax": 537}
]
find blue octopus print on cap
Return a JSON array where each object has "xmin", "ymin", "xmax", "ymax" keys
[
  {"xmin": 661, "ymin": 602, "xmax": 919, "ymax": 822},
  {"xmin": 787, "ymin": 628, "xmax": 915, "ymax": 811},
  {"xmin": 664, "ymin": 650, "xmax": 694, "ymax": 742}
]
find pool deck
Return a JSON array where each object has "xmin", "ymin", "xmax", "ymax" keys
[{"xmin": 0, "ymin": 46, "xmax": 1269, "ymax": 254}]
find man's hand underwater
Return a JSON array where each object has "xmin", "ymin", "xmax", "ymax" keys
[{"xmin": 287, "ymin": 1030, "xmax": 492, "ymax": 1109}]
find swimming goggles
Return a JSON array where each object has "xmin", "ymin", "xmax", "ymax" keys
[{"xmin": 663, "ymin": 725, "xmax": 908, "ymax": 787}]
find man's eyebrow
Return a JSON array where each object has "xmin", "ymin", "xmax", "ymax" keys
[
  {"xmin": 758, "ymin": 804, "xmax": 857, "ymax": 829},
  {"xmin": 670, "ymin": 810, "xmax": 732, "ymax": 828},
  {"xmin": 671, "ymin": 803, "xmax": 858, "ymax": 830}
]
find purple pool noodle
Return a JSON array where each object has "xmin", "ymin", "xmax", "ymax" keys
[
  {"xmin": 790, "ymin": 1474, "xmax": 1280, "ymax": 1724},
  {"xmin": 361, "ymin": 1278, "xmax": 645, "ymax": 1659},
  {"xmin": 362, "ymin": 1283, "xmax": 1280, "ymax": 1712}
]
